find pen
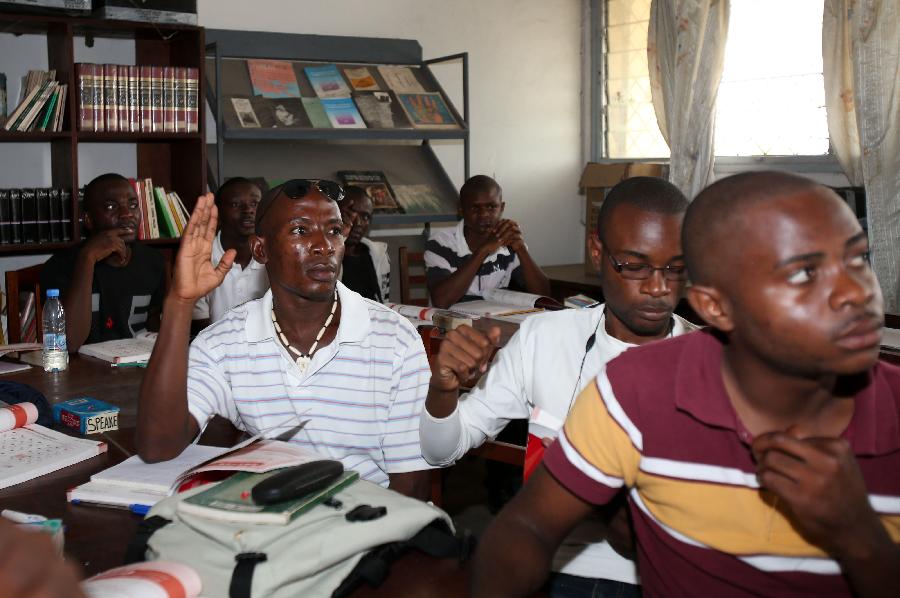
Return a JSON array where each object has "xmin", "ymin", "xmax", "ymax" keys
[
  {"xmin": 111, "ymin": 362, "xmax": 148, "ymax": 368},
  {"xmin": 1, "ymin": 509, "xmax": 47, "ymax": 524}
]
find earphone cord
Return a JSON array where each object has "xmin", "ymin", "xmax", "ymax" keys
[{"xmin": 566, "ymin": 314, "xmax": 604, "ymax": 414}]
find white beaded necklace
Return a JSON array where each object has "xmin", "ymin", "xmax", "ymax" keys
[{"xmin": 271, "ymin": 291, "xmax": 338, "ymax": 375}]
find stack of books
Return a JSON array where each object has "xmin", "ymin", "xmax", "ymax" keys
[
  {"xmin": 128, "ymin": 178, "xmax": 190, "ymax": 240},
  {"xmin": 0, "ymin": 187, "xmax": 72, "ymax": 244},
  {"xmin": 3, "ymin": 70, "xmax": 68, "ymax": 132},
  {"xmin": 76, "ymin": 63, "xmax": 199, "ymax": 133}
]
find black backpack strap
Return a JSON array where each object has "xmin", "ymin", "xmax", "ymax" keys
[
  {"xmin": 124, "ymin": 516, "xmax": 171, "ymax": 564},
  {"xmin": 332, "ymin": 519, "xmax": 471, "ymax": 598},
  {"xmin": 229, "ymin": 552, "xmax": 268, "ymax": 598}
]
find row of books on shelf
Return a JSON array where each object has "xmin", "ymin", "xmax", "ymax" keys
[
  {"xmin": 77, "ymin": 63, "xmax": 199, "ymax": 133},
  {"xmin": 2, "ymin": 70, "xmax": 67, "ymax": 132},
  {"xmin": 128, "ymin": 178, "xmax": 189, "ymax": 240},
  {"xmin": 230, "ymin": 60, "xmax": 458, "ymax": 130},
  {"xmin": 0, "ymin": 187, "xmax": 72, "ymax": 245}
]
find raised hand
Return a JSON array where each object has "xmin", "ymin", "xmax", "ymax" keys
[
  {"xmin": 752, "ymin": 432, "xmax": 884, "ymax": 557},
  {"xmin": 170, "ymin": 193, "xmax": 235, "ymax": 304},
  {"xmin": 430, "ymin": 325, "xmax": 501, "ymax": 392}
]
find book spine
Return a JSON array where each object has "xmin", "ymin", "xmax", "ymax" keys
[
  {"xmin": 11, "ymin": 81, "xmax": 51, "ymax": 132},
  {"xmin": 75, "ymin": 64, "xmax": 91, "ymax": 130},
  {"xmin": 162, "ymin": 66, "xmax": 175, "ymax": 133},
  {"xmin": 150, "ymin": 66, "xmax": 163, "ymax": 133},
  {"xmin": 117, "ymin": 65, "xmax": 129, "ymax": 132},
  {"xmin": 173, "ymin": 66, "xmax": 186, "ymax": 133},
  {"xmin": 138, "ymin": 65, "xmax": 152, "ymax": 132},
  {"xmin": 144, "ymin": 179, "xmax": 159, "ymax": 238},
  {"xmin": 0, "ymin": 189, "xmax": 10, "ymax": 244},
  {"xmin": 60, "ymin": 189, "xmax": 71, "ymax": 242},
  {"xmin": 9, "ymin": 189, "xmax": 21, "ymax": 244},
  {"xmin": 165, "ymin": 191, "xmax": 184, "ymax": 235},
  {"xmin": 185, "ymin": 67, "xmax": 199, "ymax": 133},
  {"xmin": 35, "ymin": 188, "xmax": 50, "ymax": 243},
  {"xmin": 53, "ymin": 84, "xmax": 67, "ymax": 132},
  {"xmin": 20, "ymin": 188, "xmax": 37, "ymax": 243},
  {"xmin": 103, "ymin": 64, "xmax": 118, "ymax": 132},
  {"xmin": 127, "ymin": 65, "xmax": 140, "ymax": 133},
  {"xmin": 37, "ymin": 88, "xmax": 58, "ymax": 132},
  {"xmin": 92, "ymin": 64, "xmax": 104, "ymax": 132},
  {"xmin": 48, "ymin": 188, "xmax": 61, "ymax": 242}
]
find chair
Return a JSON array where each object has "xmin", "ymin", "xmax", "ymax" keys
[
  {"xmin": 5, "ymin": 263, "xmax": 44, "ymax": 343},
  {"xmin": 398, "ymin": 246, "xmax": 429, "ymax": 306}
]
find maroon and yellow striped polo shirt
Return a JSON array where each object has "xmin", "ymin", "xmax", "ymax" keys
[{"xmin": 544, "ymin": 329, "xmax": 900, "ymax": 597}]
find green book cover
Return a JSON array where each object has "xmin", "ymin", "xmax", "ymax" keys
[
  {"xmin": 153, "ymin": 186, "xmax": 177, "ymax": 238},
  {"xmin": 178, "ymin": 470, "xmax": 358, "ymax": 525},
  {"xmin": 37, "ymin": 90, "xmax": 59, "ymax": 131},
  {"xmin": 301, "ymin": 97, "xmax": 332, "ymax": 129}
]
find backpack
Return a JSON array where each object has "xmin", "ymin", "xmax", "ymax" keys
[{"xmin": 125, "ymin": 479, "xmax": 471, "ymax": 598}]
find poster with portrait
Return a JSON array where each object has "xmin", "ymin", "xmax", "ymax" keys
[{"xmin": 337, "ymin": 171, "xmax": 403, "ymax": 213}]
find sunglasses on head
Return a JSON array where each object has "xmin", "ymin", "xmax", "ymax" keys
[{"xmin": 254, "ymin": 179, "xmax": 345, "ymax": 233}]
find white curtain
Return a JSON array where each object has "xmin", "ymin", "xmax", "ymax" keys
[
  {"xmin": 648, "ymin": 0, "xmax": 730, "ymax": 199},
  {"xmin": 823, "ymin": 0, "xmax": 900, "ymax": 313}
]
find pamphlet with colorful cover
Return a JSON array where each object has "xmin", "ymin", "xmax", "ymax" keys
[
  {"xmin": 178, "ymin": 470, "xmax": 359, "ymax": 524},
  {"xmin": 337, "ymin": 170, "xmax": 401, "ymax": 212},
  {"xmin": 247, "ymin": 59, "xmax": 301, "ymax": 98},
  {"xmin": 397, "ymin": 92, "xmax": 458, "ymax": 129},
  {"xmin": 304, "ymin": 64, "xmax": 351, "ymax": 99},
  {"xmin": 343, "ymin": 66, "xmax": 379, "ymax": 91},
  {"xmin": 301, "ymin": 97, "xmax": 332, "ymax": 128},
  {"xmin": 321, "ymin": 97, "xmax": 366, "ymax": 128}
]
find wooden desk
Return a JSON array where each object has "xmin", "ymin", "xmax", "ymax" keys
[
  {"xmin": 4, "ymin": 354, "xmax": 145, "ymax": 426},
  {"xmin": 544, "ymin": 263, "xmax": 603, "ymax": 303},
  {"xmin": 0, "ymin": 358, "xmax": 475, "ymax": 595}
]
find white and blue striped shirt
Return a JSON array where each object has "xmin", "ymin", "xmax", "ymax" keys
[{"xmin": 186, "ymin": 282, "xmax": 434, "ymax": 487}]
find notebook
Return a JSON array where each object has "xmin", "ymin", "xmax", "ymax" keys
[
  {"xmin": 78, "ymin": 338, "xmax": 155, "ymax": 364},
  {"xmin": 0, "ymin": 424, "xmax": 106, "ymax": 490}
]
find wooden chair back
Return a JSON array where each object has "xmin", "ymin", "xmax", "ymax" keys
[
  {"xmin": 5, "ymin": 263, "xmax": 44, "ymax": 343},
  {"xmin": 398, "ymin": 246, "xmax": 429, "ymax": 306}
]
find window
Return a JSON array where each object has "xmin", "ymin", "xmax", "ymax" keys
[{"xmin": 598, "ymin": 0, "xmax": 829, "ymax": 159}]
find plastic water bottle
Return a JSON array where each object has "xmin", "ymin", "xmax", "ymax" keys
[{"xmin": 42, "ymin": 289, "xmax": 68, "ymax": 372}]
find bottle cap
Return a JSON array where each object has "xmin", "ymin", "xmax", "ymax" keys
[{"xmin": 46, "ymin": 289, "xmax": 59, "ymax": 298}]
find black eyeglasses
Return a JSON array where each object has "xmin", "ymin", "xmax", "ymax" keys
[
  {"xmin": 605, "ymin": 252, "xmax": 687, "ymax": 281},
  {"xmin": 254, "ymin": 179, "xmax": 345, "ymax": 233}
]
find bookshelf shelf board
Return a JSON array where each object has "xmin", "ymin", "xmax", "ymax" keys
[
  {"xmin": 0, "ymin": 131, "xmax": 71, "ymax": 141},
  {"xmin": 371, "ymin": 213, "xmax": 458, "ymax": 226},
  {"xmin": 0, "ymin": 242, "xmax": 71, "ymax": 255},
  {"xmin": 141, "ymin": 238, "xmax": 182, "ymax": 246},
  {"xmin": 222, "ymin": 128, "xmax": 468, "ymax": 142},
  {"xmin": 75, "ymin": 132, "xmax": 204, "ymax": 143}
]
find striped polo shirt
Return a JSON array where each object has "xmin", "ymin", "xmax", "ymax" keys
[
  {"xmin": 186, "ymin": 282, "xmax": 434, "ymax": 487},
  {"xmin": 424, "ymin": 219, "xmax": 522, "ymax": 301},
  {"xmin": 544, "ymin": 329, "xmax": 900, "ymax": 597}
]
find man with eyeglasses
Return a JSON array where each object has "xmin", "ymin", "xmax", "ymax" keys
[
  {"xmin": 136, "ymin": 181, "xmax": 433, "ymax": 499},
  {"xmin": 420, "ymin": 176, "xmax": 695, "ymax": 596},
  {"xmin": 425, "ymin": 175, "xmax": 551, "ymax": 309},
  {"xmin": 472, "ymin": 172, "xmax": 899, "ymax": 597},
  {"xmin": 337, "ymin": 185, "xmax": 390, "ymax": 303}
]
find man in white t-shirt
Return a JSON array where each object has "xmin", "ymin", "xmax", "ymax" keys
[
  {"xmin": 420, "ymin": 177, "xmax": 695, "ymax": 596},
  {"xmin": 192, "ymin": 178, "xmax": 268, "ymax": 326}
]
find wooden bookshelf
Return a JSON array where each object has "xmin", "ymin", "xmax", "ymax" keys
[{"xmin": 0, "ymin": 11, "xmax": 206, "ymax": 253}]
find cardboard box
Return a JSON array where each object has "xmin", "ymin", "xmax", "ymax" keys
[
  {"xmin": 0, "ymin": 0, "xmax": 91, "ymax": 13},
  {"xmin": 579, "ymin": 162, "xmax": 669, "ymax": 274},
  {"xmin": 52, "ymin": 396, "xmax": 119, "ymax": 435},
  {"xmin": 94, "ymin": 0, "xmax": 196, "ymax": 24}
]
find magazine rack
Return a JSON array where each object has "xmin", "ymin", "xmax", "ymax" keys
[{"xmin": 204, "ymin": 29, "xmax": 468, "ymax": 226}]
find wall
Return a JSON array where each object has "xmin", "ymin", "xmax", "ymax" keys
[
  {"xmin": 0, "ymin": 1, "xmax": 585, "ymax": 299},
  {"xmin": 197, "ymin": 0, "xmax": 586, "ymax": 266}
]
